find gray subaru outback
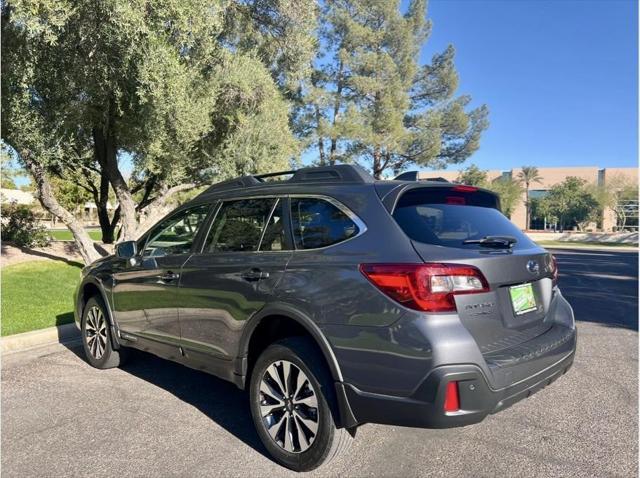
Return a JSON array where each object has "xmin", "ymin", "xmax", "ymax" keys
[{"xmin": 74, "ymin": 164, "xmax": 576, "ymax": 471}]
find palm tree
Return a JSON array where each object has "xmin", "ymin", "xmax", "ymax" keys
[{"xmin": 517, "ymin": 166, "xmax": 543, "ymax": 230}]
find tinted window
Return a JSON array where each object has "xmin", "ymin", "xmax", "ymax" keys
[
  {"xmin": 260, "ymin": 200, "xmax": 289, "ymax": 251},
  {"xmin": 393, "ymin": 188, "xmax": 535, "ymax": 249},
  {"xmin": 290, "ymin": 198, "xmax": 359, "ymax": 249},
  {"xmin": 143, "ymin": 205, "xmax": 210, "ymax": 257},
  {"xmin": 206, "ymin": 198, "xmax": 276, "ymax": 252}
]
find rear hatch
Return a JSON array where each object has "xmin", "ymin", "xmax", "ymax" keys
[{"xmin": 392, "ymin": 185, "xmax": 556, "ymax": 355}]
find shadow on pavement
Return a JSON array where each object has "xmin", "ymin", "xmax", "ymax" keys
[{"xmin": 63, "ymin": 343, "xmax": 269, "ymax": 460}]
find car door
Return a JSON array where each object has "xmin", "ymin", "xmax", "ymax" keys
[
  {"xmin": 178, "ymin": 197, "xmax": 293, "ymax": 378},
  {"xmin": 112, "ymin": 204, "xmax": 211, "ymax": 355}
]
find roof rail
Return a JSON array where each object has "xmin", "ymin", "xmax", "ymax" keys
[
  {"xmin": 200, "ymin": 176, "xmax": 262, "ymax": 195},
  {"xmin": 289, "ymin": 164, "xmax": 374, "ymax": 184},
  {"xmin": 254, "ymin": 170, "xmax": 297, "ymax": 181},
  {"xmin": 199, "ymin": 164, "xmax": 375, "ymax": 196},
  {"xmin": 394, "ymin": 171, "xmax": 451, "ymax": 183}
]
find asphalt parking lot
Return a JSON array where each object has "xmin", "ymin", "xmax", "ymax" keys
[{"xmin": 2, "ymin": 249, "xmax": 638, "ymax": 477}]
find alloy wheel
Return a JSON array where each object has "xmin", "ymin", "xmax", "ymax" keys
[
  {"xmin": 259, "ymin": 360, "xmax": 319, "ymax": 453},
  {"xmin": 85, "ymin": 306, "xmax": 108, "ymax": 360}
]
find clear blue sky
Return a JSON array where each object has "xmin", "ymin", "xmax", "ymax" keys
[{"xmin": 417, "ymin": 0, "xmax": 638, "ymax": 171}]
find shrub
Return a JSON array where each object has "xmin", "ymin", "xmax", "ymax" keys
[{"xmin": 1, "ymin": 202, "xmax": 51, "ymax": 248}]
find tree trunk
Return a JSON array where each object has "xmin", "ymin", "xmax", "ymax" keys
[
  {"xmin": 329, "ymin": 59, "xmax": 344, "ymax": 165},
  {"xmin": 96, "ymin": 173, "xmax": 115, "ymax": 243},
  {"xmin": 22, "ymin": 153, "xmax": 101, "ymax": 264},
  {"xmin": 131, "ymin": 183, "xmax": 196, "ymax": 239},
  {"xmin": 85, "ymin": 171, "xmax": 117, "ymax": 244},
  {"xmin": 93, "ymin": 128, "xmax": 137, "ymax": 240},
  {"xmin": 314, "ymin": 104, "xmax": 326, "ymax": 166},
  {"xmin": 317, "ymin": 138, "xmax": 326, "ymax": 166},
  {"xmin": 372, "ymin": 147, "xmax": 383, "ymax": 179},
  {"xmin": 110, "ymin": 206, "xmax": 122, "ymax": 240},
  {"xmin": 524, "ymin": 184, "xmax": 530, "ymax": 230}
]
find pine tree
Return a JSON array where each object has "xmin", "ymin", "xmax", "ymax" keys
[{"xmin": 297, "ymin": 0, "xmax": 489, "ymax": 178}]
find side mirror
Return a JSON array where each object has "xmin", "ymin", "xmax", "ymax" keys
[{"xmin": 116, "ymin": 240, "xmax": 138, "ymax": 260}]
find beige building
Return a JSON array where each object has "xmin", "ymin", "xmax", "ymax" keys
[{"xmin": 418, "ymin": 166, "xmax": 638, "ymax": 232}]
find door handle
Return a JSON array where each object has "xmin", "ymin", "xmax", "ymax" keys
[
  {"xmin": 159, "ymin": 271, "xmax": 180, "ymax": 282},
  {"xmin": 241, "ymin": 268, "xmax": 270, "ymax": 281}
]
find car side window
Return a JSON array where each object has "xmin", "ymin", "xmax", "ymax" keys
[
  {"xmin": 205, "ymin": 198, "xmax": 276, "ymax": 253},
  {"xmin": 290, "ymin": 198, "xmax": 359, "ymax": 249},
  {"xmin": 142, "ymin": 205, "xmax": 210, "ymax": 257}
]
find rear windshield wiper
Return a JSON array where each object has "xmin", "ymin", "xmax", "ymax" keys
[{"xmin": 463, "ymin": 235, "xmax": 518, "ymax": 249}]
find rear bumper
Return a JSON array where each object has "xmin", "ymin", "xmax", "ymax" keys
[{"xmin": 339, "ymin": 327, "xmax": 576, "ymax": 429}]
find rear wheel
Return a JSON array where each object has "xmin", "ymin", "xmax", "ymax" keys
[
  {"xmin": 81, "ymin": 296, "xmax": 127, "ymax": 369},
  {"xmin": 249, "ymin": 337, "xmax": 353, "ymax": 471}
]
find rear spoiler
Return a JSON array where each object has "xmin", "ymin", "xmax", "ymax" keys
[{"xmin": 379, "ymin": 182, "xmax": 501, "ymax": 214}]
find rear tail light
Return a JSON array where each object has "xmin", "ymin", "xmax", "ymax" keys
[
  {"xmin": 359, "ymin": 263, "xmax": 490, "ymax": 312},
  {"xmin": 444, "ymin": 381, "xmax": 460, "ymax": 412},
  {"xmin": 550, "ymin": 255, "xmax": 559, "ymax": 285}
]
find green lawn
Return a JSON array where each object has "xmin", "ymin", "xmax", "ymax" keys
[
  {"xmin": 537, "ymin": 240, "xmax": 638, "ymax": 249},
  {"xmin": 49, "ymin": 229, "xmax": 102, "ymax": 241},
  {"xmin": 1, "ymin": 260, "xmax": 81, "ymax": 336}
]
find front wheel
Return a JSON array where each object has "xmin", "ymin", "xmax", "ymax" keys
[
  {"xmin": 81, "ymin": 296, "xmax": 127, "ymax": 369},
  {"xmin": 249, "ymin": 337, "xmax": 353, "ymax": 471}
]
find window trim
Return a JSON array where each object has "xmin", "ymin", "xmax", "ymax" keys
[
  {"xmin": 256, "ymin": 198, "xmax": 294, "ymax": 252},
  {"xmin": 197, "ymin": 196, "xmax": 286, "ymax": 255},
  {"xmin": 288, "ymin": 194, "xmax": 368, "ymax": 252},
  {"xmin": 138, "ymin": 203, "xmax": 214, "ymax": 258},
  {"xmin": 195, "ymin": 194, "xmax": 367, "ymax": 254}
]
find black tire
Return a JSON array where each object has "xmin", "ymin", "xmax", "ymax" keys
[
  {"xmin": 249, "ymin": 337, "xmax": 353, "ymax": 472},
  {"xmin": 81, "ymin": 296, "xmax": 128, "ymax": 369}
]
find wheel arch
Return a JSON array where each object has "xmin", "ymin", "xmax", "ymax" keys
[
  {"xmin": 238, "ymin": 304, "xmax": 344, "ymax": 387},
  {"xmin": 77, "ymin": 278, "xmax": 121, "ymax": 348},
  {"xmin": 239, "ymin": 305, "xmax": 359, "ymax": 429}
]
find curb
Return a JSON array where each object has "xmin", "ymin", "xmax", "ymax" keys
[{"xmin": 1, "ymin": 323, "xmax": 81, "ymax": 354}]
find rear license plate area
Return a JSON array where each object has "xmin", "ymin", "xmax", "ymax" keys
[{"xmin": 509, "ymin": 283, "xmax": 538, "ymax": 315}]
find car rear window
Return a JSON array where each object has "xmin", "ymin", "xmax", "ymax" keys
[{"xmin": 393, "ymin": 187, "xmax": 536, "ymax": 249}]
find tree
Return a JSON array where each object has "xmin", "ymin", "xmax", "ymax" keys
[
  {"xmin": 296, "ymin": 0, "xmax": 488, "ymax": 178},
  {"xmin": 456, "ymin": 164, "xmax": 522, "ymax": 217},
  {"xmin": 589, "ymin": 173, "xmax": 639, "ymax": 231},
  {"xmin": 538, "ymin": 177, "xmax": 599, "ymax": 231},
  {"xmin": 516, "ymin": 166, "xmax": 543, "ymax": 229},
  {"xmin": 457, "ymin": 164, "xmax": 488, "ymax": 186},
  {"xmin": 2, "ymin": 0, "xmax": 314, "ymax": 262},
  {"xmin": 49, "ymin": 175, "xmax": 92, "ymax": 219},
  {"xmin": 1, "ymin": 176, "xmax": 16, "ymax": 189},
  {"xmin": 488, "ymin": 177, "xmax": 522, "ymax": 218},
  {"xmin": 1, "ymin": 144, "xmax": 20, "ymax": 189}
]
